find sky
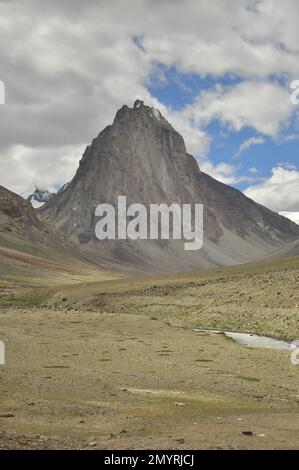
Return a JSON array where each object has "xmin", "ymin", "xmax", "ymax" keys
[{"xmin": 0, "ymin": 0, "xmax": 298, "ymax": 213}]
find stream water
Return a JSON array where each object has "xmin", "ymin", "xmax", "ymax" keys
[{"xmin": 193, "ymin": 328, "xmax": 293, "ymax": 351}]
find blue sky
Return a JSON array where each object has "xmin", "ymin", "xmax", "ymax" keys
[
  {"xmin": 0, "ymin": 0, "xmax": 298, "ymax": 214},
  {"xmin": 148, "ymin": 64, "xmax": 299, "ymax": 193}
]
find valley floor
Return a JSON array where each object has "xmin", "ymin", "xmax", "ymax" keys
[
  {"xmin": 0, "ymin": 308, "xmax": 299, "ymax": 449},
  {"xmin": 0, "ymin": 255, "xmax": 299, "ymax": 449}
]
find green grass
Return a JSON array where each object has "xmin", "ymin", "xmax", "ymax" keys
[{"xmin": 42, "ymin": 254, "xmax": 299, "ymax": 339}]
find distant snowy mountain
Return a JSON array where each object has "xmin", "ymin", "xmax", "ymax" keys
[
  {"xmin": 27, "ymin": 188, "xmax": 55, "ymax": 208},
  {"xmin": 27, "ymin": 184, "xmax": 70, "ymax": 208},
  {"xmin": 279, "ymin": 212, "xmax": 299, "ymax": 225}
]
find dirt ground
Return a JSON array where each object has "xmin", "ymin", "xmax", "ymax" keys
[{"xmin": 1, "ymin": 308, "xmax": 298, "ymax": 449}]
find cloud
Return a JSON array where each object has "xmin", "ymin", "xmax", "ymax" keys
[
  {"xmin": 197, "ymin": 159, "xmax": 257, "ymax": 186},
  {"xmin": 161, "ymin": 106, "xmax": 211, "ymax": 156},
  {"xmin": 140, "ymin": 0, "xmax": 299, "ymax": 78},
  {"xmin": 199, "ymin": 161, "xmax": 240, "ymax": 185},
  {"xmin": 279, "ymin": 212, "xmax": 299, "ymax": 225},
  {"xmin": 182, "ymin": 81, "xmax": 294, "ymax": 137},
  {"xmin": 276, "ymin": 134, "xmax": 299, "ymax": 144},
  {"xmin": 0, "ymin": 0, "xmax": 299, "ymax": 195},
  {"xmin": 235, "ymin": 136, "xmax": 265, "ymax": 157},
  {"xmin": 244, "ymin": 166, "xmax": 299, "ymax": 211},
  {"xmin": 0, "ymin": 144, "xmax": 85, "ymax": 196}
]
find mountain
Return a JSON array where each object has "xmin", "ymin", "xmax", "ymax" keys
[
  {"xmin": 0, "ymin": 184, "xmax": 49, "ymax": 238},
  {"xmin": 267, "ymin": 238, "xmax": 299, "ymax": 259},
  {"xmin": 0, "ymin": 184, "xmax": 119, "ymax": 285},
  {"xmin": 0, "ymin": 184, "xmax": 86, "ymax": 264},
  {"xmin": 27, "ymin": 188, "xmax": 55, "ymax": 208},
  {"xmin": 41, "ymin": 100, "xmax": 299, "ymax": 273},
  {"xmin": 279, "ymin": 212, "xmax": 299, "ymax": 225}
]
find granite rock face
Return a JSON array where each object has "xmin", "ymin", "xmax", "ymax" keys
[{"xmin": 41, "ymin": 101, "xmax": 299, "ymax": 273}]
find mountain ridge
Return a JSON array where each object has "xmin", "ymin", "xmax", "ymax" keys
[
  {"xmin": 41, "ymin": 100, "xmax": 299, "ymax": 273},
  {"xmin": 0, "ymin": 184, "xmax": 90, "ymax": 266}
]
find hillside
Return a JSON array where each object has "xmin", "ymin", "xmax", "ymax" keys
[
  {"xmin": 41, "ymin": 100, "xmax": 299, "ymax": 273},
  {"xmin": 0, "ymin": 185, "xmax": 120, "ymax": 285}
]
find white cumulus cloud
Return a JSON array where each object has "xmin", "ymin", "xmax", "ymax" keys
[
  {"xmin": 0, "ymin": 0, "xmax": 299, "ymax": 196},
  {"xmin": 244, "ymin": 166, "xmax": 299, "ymax": 212},
  {"xmin": 182, "ymin": 81, "xmax": 294, "ymax": 137}
]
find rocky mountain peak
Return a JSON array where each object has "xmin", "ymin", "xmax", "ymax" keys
[
  {"xmin": 113, "ymin": 99, "xmax": 175, "ymax": 132},
  {"xmin": 133, "ymin": 99, "xmax": 144, "ymax": 108},
  {"xmin": 41, "ymin": 101, "xmax": 299, "ymax": 273}
]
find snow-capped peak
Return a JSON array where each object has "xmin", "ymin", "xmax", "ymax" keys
[{"xmin": 27, "ymin": 188, "xmax": 55, "ymax": 208}]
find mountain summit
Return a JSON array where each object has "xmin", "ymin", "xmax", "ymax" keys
[
  {"xmin": 27, "ymin": 188, "xmax": 55, "ymax": 208},
  {"xmin": 41, "ymin": 100, "xmax": 299, "ymax": 273}
]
